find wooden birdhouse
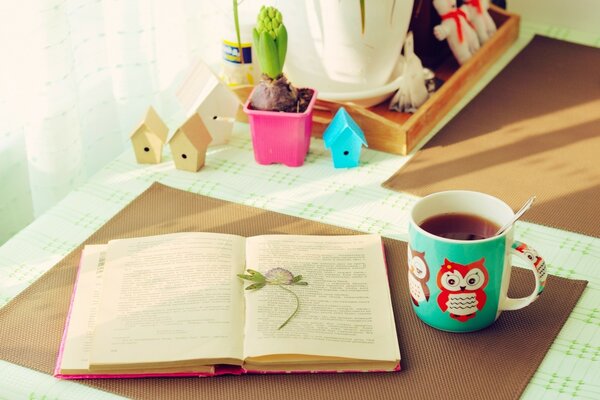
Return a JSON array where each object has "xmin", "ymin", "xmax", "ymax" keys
[
  {"xmin": 323, "ymin": 107, "xmax": 368, "ymax": 169},
  {"xmin": 175, "ymin": 60, "xmax": 240, "ymax": 146},
  {"xmin": 130, "ymin": 106, "xmax": 169, "ymax": 164},
  {"xmin": 168, "ymin": 113, "xmax": 213, "ymax": 172}
]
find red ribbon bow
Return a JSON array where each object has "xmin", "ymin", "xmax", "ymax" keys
[
  {"xmin": 441, "ymin": 9, "xmax": 474, "ymax": 43},
  {"xmin": 464, "ymin": 0, "xmax": 483, "ymax": 14}
]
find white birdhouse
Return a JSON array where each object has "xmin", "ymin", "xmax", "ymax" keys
[{"xmin": 175, "ymin": 60, "xmax": 241, "ymax": 146}]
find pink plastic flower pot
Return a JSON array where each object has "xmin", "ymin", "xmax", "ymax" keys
[{"xmin": 243, "ymin": 88, "xmax": 318, "ymax": 167}]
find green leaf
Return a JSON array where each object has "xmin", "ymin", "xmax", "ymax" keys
[
  {"xmin": 233, "ymin": 0, "xmax": 244, "ymax": 63},
  {"xmin": 245, "ymin": 282, "xmax": 266, "ymax": 290},
  {"xmin": 238, "ymin": 270, "xmax": 266, "ymax": 283},
  {"xmin": 253, "ymin": 28, "xmax": 267, "ymax": 74},
  {"xmin": 259, "ymin": 30, "xmax": 280, "ymax": 78},
  {"xmin": 291, "ymin": 275, "xmax": 303, "ymax": 283},
  {"xmin": 360, "ymin": 0, "xmax": 365, "ymax": 35},
  {"xmin": 247, "ymin": 269, "xmax": 266, "ymax": 280},
  {"xmin": 293, "ymin": 281, "xmax": 308, "ymax": 286},
  {"xmin": 275, "ymin": 24, "xmax": 287, "ymax": 72}
]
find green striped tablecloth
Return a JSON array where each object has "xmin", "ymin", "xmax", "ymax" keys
[{"xmin": 0, "ymin": 22, "xmax": 598, "ymax": 400}]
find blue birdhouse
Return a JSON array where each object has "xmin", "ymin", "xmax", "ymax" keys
[{"xmin": 323, "ymin": 107, "xmax": 368, "ymax": 168}]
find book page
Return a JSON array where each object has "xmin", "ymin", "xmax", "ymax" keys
[
  {"xmin": 242, "ymin": 234, "xmax": 399, "ymax": 365},
  {"xmin": 89, "ymin": 232, "xmax": 246, "ymax": 369},
  {"xmin": 58, "ymin": 245, "xmax": 106, "ymax": 373}
]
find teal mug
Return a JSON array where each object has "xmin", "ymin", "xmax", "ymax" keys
[{"xmin": 408, "ymin": 191, "xmax": 548, "ymax": 332}]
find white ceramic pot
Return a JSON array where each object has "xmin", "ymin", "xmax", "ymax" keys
[{"xmin": 277, "ymin": 0, "xmax": 414, "ymax": 93}]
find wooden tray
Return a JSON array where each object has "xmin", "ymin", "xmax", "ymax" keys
[
  {"xmin": 231, "ymin": 6, "xmax": 519, "ymax": 155},
  {"xmin": 311, "ymin": 5, "xmax": 520, "ymax": 155}
]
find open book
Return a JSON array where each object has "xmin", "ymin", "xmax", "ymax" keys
[{"xmin": 55, "ymin": 233, "xmax": 400, "ymax": 378}]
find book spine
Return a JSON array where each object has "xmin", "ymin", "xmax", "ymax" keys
[{"xmin": 53, "ymin": 251, "xmax": 86, "ymax": 377}]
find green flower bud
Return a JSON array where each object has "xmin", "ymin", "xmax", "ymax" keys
[{"xmin": 253, "ymin": 5, "xmax": 287, "ymax": 79}]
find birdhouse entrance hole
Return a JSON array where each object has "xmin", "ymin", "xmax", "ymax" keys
[
  {"xmin": 343, "ymin": 151, "xmax": 349, "ymax": 156},
  {"xmin": 181, "ymin": 154, "xmax": 187, "ymax": 159},
  {"xmin": 144, "ymin": 147, "xmax": 150, "ymax": 152}
]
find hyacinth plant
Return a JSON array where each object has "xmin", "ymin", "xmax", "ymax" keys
[
  {"xmin": 238, "ymin": 268, "xmax": 308, "ymax": 330},
  {"xmin": 248, "ymin": 6, "xmax": 302, "ymax": 112}
]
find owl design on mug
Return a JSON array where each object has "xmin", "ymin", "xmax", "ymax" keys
[
  {"xmin": 408, "ymin": 247, "xmax": 430, "ymax": 306},
  {"xmin": 437, "ymin": 258, "xmax": 489, "ymax": 322},
  {"xmin": 514, "ymin": 241, "xmax": 547, "ymax": 295}
]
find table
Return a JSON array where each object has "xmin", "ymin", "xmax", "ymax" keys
[{"xmin": 0, "ymin": 22, "xmax": 599, "ymax": 400}]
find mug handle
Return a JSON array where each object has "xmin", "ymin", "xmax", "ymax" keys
[{"xmin": 501, "ymin": 241, "xmax": 547, "ymax": 311}]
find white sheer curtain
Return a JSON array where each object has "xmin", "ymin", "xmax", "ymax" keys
[{"xmin": 0, "ymin": 0, "xmax": 250, "ymax": 244}]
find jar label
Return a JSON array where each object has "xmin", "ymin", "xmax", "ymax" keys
[{"xmin": 223, "ymin": 40, "xmax": 253, "ymax": 64}]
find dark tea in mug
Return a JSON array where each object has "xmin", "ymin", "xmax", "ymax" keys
[{"xmin": 419, "ymin": 212, "xmax": 500, "ymax": 241}]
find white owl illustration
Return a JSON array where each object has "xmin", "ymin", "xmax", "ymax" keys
[
  {"xmin": 408, "ymin": 247, "xmax": 430, "ymax": 306},
  {"xmin": 515, "ymin": 242, "xmax": 547, "ymax": 295}
]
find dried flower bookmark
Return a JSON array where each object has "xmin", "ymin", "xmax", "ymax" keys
[{"xmin": 238, "ymin": 268, "xmax": 308, "ymax": 330}]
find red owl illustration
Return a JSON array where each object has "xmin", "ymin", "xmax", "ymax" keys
[
  {"xmin": 408, "ymin": 247, "xmax": 430, "ymax": 306},
  {"xmin": 437, "ymin": 258, "xmax": 488, "ymax": 322}
]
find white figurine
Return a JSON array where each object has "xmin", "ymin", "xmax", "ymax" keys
[
  {"xmin": 462, "ymin": 0, "xmax": 497, "ymax": 44},
  {"xmin": 389, "ymin": 32, "xmax": 429, "ymax": 113},
  {"xmin": 433, "ymin": 0, "xmax": 480, "ymax": 65}
]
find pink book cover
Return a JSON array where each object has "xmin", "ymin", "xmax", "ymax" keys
[{"xmin": 55, "ymin": 240, "xmax": 400, "ymax": 379}]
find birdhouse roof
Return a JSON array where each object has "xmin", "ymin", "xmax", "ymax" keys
[
  {"xmin": 177, "ymin": 59, "xmax": 241, "ymax": 116},
  {"xmin": 130, "ymin": 106, "xmax": 169, "ymax": 141},
  {"xmin": 168, "ymin": 113, "xmax": 212, "ymax": 150},
  {"xmin": 323, "ymin": 107, "xmax": 367, "ymax": 149}
]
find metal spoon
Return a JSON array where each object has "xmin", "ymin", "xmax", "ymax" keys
[{"xmin": 495, "ymin": 196, "xmax": 536, "ymax": 236}]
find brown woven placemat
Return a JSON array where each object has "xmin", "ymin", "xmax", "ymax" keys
[
  {"xmin": 383, "ymin": 35, "xmax": 600, "ymax": 238},
  {"xmin": 0, "ymin": 183, "xmax": 587, "ymax": 400}
]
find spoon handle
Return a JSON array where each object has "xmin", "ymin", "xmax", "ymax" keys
[{"xmin": 495, "ymin": 196, "xmax": 537, "ymax": 236}]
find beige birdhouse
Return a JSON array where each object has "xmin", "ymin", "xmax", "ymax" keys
[
  {"xmin": 130, "ymin": 106, "xmax": 169, "ymax": 164},
  {"xmin": 168, "ymin": 113, "xmax": 213, "ymax": 172}
]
